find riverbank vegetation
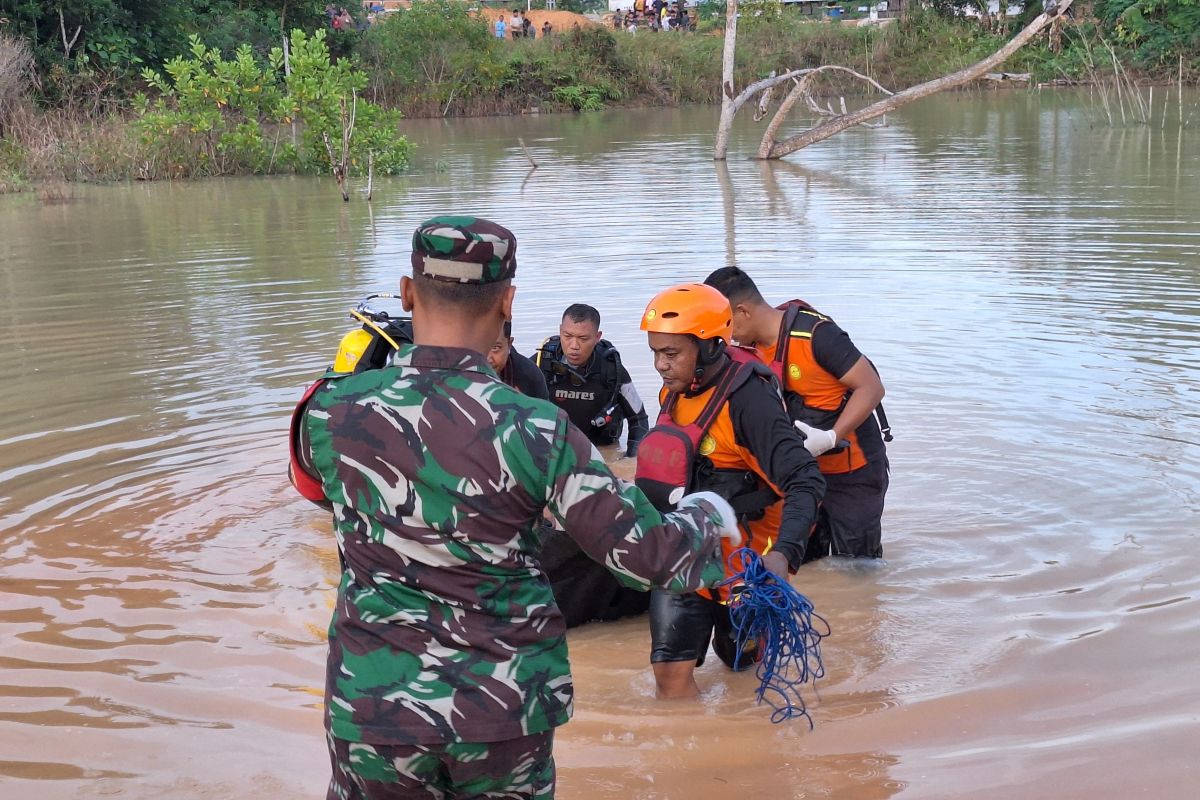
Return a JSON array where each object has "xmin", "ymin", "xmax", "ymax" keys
[{"xmin": 1, "ymin": 1, "xmax": 1197, "ymax": 190}]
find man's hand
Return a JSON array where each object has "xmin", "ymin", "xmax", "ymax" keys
[
  {"xmin": 793, "ymin": 420, "xmax": 838, "ymax": 457},
  {"xmin": 762, "ymin": 550, "xmax": 790, "ymax": 581},
  {"xmin": 677, "ymin": 491, "xmax": 741, "ymax": 546}
]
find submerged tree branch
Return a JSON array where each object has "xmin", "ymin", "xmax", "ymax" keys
[{"xmin": 757, "ymin": 0, "xmax": 1075, "ymax": 159}]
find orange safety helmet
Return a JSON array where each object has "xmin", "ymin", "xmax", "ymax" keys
[{"xmin": 640, "ymin": 283, "xmax": 733, "ymax": 343}]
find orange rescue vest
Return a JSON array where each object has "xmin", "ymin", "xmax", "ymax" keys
[
  {"xmin": 764, "ymin": 300, "xmax": 890, "ymax": 475},
  {"xmin": 635, "ymin": 347, "xmax": 783, "ymax": 600}
]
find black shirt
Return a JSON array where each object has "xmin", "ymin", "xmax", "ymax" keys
[
  {"xmin": 810, "ymin": 320, "xmax": 886, "ymax": 464},
  {"xmin": 724, "ymin": 371, "xmax": 825, "ymax": 568},
  {"xmin": 502, "ymin": 350, "xmax": 550, "ymax": 400}
]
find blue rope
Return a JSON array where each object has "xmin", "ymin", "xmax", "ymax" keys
[{"xmin": 718, "ymin": 547, "xmax": 830, "ymax": 727}]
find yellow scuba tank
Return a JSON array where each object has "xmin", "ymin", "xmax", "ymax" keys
[
  {"xmin": 329, "ymin": 294, "xmax": 410, "ymax": 375},
  {"xmin": 332, "ymin": 328, "xmax": 376, "ymax": 374}
]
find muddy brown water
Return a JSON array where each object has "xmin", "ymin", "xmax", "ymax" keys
[{"xmin": 1, "ymin": 92, "xmax": 1198, "ymax": 799}]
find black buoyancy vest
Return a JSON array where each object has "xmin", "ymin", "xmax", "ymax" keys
[
  {"xmin": 350, "ymin": 317, "xmax": 413, "ymax": 373},
  {"xmin": 536, "ymin": 337, "xmax": 623, "ymax": 423},
  {"xmin": 634, "ymin": 347, "xmax": 779, "ymax": 518}
]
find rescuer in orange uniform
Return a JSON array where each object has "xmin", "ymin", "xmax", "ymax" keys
[
  {"xmin": 634, "ymin": 283, "xmax": 825, "ymax": 699},
  {"xmin": 705, "ymin": 267, "xmax": 890, "ymax": 560}
]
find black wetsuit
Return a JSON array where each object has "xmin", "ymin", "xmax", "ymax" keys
[
  {"xmin": 534, "ymin": 337, "xmax": 653, "ymax": 627},
  {"xmin": 536, "ymin": 337, "xmax": 649, "ymax": 457},
  {"xmin": 501, "ymin": 350, "xmax": 549, "ymax": 400}
]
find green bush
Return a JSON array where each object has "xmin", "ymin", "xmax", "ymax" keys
[
  {"xmin": 137, "ymin": 38, "xmax": 284, "ymax": 176},
  {"xmin": 359, "ymin": 0, "xmax": 503, "ymax": 112},
  {"xmin": 1096, "ymin": 0, "xmax": 1200, "ymax": 67},
  {"xmin": 136, "ymin": 29, "xmax": 409, "ymax": 179},
  {"xmin": 276, "ymin": 29, "xmax": 411, "ymax": 176},
  {"xmin": 505, "ymin": 27, "xmax": 630, "ymax": 109}
]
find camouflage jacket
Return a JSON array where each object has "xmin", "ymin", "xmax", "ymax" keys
[{"xmin": 303, "ymin": 344, "xmax": 727, "ymax": 745}]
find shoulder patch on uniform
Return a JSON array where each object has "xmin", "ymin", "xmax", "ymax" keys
[
  {"xmin": 698, "ymin": 435, "xmax": 717, "ymax": 456},
  {"xmin": 788, "ymin": 364, "xmax": 801, "ymax": 380}
]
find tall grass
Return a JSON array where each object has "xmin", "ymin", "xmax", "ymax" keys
[{"xmin": 1, "ymin": 34, "xmax": 35, "ymax": 136}]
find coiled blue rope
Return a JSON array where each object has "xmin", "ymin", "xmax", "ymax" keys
[{"xmin": 718, "ymin": 547, "xmax": 830, "ymax": 727}]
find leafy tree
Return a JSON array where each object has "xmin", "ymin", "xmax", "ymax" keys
[
  {"xmin": 138, "ymin": 36, "xmax": 284, "ymax": 175},
  {"xmin": 275, "ymin": 28, "xmax": 410, "ymax": 176},
  {"xmin": 136, "ymin": 29, "xmax": 409, "ymax": 179},
  {"xmin": 0, "ymin": 0, "xmax": 329, "ymax": 100}
]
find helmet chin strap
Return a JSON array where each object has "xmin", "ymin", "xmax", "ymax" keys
[{"xmin": 689, "ymin": 338, "xmax": 727, "ymax": 392}]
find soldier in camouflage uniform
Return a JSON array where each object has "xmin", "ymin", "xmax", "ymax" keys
[{"xmin": 297, "ymin": 216, "xmax": 740, "ymax": 799}]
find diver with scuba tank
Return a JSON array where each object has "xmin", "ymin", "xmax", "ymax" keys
[{"xmin": 536, "ymin": 304, "xmax": 649, "ymax": 458}]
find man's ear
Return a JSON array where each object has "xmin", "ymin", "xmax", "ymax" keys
[
  {"xmin": 400, "ymin": 275, "xmax": 415, "ymax": 311},
  {"xmin": 500, "ymin": 283, "xmax": 516, "ymax": 324},
  {"xmin": 596, "ymin": 329, "xmax": 603, "ymax": 342},
  {"xmin": 733, "ymin": 302, "xmax": 750, "ymax": 320}
]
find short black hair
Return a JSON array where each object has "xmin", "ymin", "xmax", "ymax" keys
[
  {"xmin": 704, "ymin": 267, "xmax": 765, "ymax": 306},
  {"xmin": 562, "ymin": 303, "xmax": 601, "ymax": 328},
  {"xmin": 502, "ymin": 320, "xmax": 513, "ymax": 338},
  {"xmin": 414, "ymin": 273, "xmax": 510, "ymax": 317}
]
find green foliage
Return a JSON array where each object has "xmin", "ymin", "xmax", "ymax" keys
[
  {"xmin": 552, "ymin": 84, "xmax": 605, "ymax": 110},
  {"xmin": 0, "ymin": 0, "xmax": 328, "ymax": 104},
  {"xmin": 274, "ymin": 28, "xmax": 411, "ymax": 175},
  {"xmin": 135, "ymin": 30, "xmax": 409, "ymax": 179},
  {"xmin": 504, "ymin": 27, "xmax": 630, "ymax": 111},
  {"xmin": 191, "ymin": 1, "xmax": 328, "ymax": 61},
  {"xmin": 137, "ymin": 37, "xmax": 283, "ymax": 176},
  {"xmin": 359, "ymin": 0, "xmax": 501, "ymax": 111},
  {"xmin": 1096, "ymin": 0, "xmax": 1200, "ymax": 66}
]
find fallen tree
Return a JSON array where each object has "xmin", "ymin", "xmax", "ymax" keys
[{"xmin": 714, "ymin": 0, "xmax": 1075, "ymax": 161}]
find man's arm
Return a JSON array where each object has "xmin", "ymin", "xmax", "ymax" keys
[
  {"xmin": 544, "ymin": 414, "xmax": 725, "ymax": 593},
  {"xmin": 730, "ymin": 378, "xmax": 826, "ymax": 571},
  {"xmin": 813, "ymin": 323, "xmax": 885, "ymax": 441},
  {"xmin": 614, "ymin": 363, "xmax": 649, "ymax": 457}
]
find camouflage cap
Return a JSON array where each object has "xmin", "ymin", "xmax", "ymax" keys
[{"xmin": 410, "ymin": 216, "xmax": 517, "ymax": 284}]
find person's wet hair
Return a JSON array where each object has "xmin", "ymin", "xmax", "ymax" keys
[
  {"xmin": 705, "ymin": 266, "xmax": 765, "ymax": 306},
  {"xmin": 562, "ymin": 303, "xmax": 601, "ymax": 328}
]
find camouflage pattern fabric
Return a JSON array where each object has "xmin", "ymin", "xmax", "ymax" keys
[
  {"xmin": 327, "ymin": 729, "xmax": 554, "ymax": 799},
  {"xmin": 303, "ymin": 344, "xmax": 727, "ymax": 747},
  {"xmin": 410, "ymin": 216, "xmax": 517, "ymax": 284}
]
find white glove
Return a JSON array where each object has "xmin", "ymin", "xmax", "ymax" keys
[
  {"xmin": 677, "ymin": 491, "xmax": 741, "ymax": 546},
  {"xmin": 794, "ymin": 420, "xmax": 838, "ymax": 457}
]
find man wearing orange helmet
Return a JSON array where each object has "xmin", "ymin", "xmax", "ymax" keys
[{"xmin": 635, "ymin": 283, "xmax": 826, "ymax": 699}]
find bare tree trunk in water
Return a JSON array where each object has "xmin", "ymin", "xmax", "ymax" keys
[
  {"xmin": 714, "ymin": 160, "xmax": 737, "ymax": 266},
  {"xmin": 712, "ymin": 0, "xmax": 739, "ymax": 161},
  {"xmin": 756, "ymin": 0, "xmax": 1073, "ymax": 160},
  {"xmin": 322, "ymin": 92, "xmax": 357, "ymax": 202}
]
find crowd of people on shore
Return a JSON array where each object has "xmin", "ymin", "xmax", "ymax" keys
[
  {"xmin": 326, "ymin": 1, "xmax": 697, "ymax": 38},
  {"xmin": 494, "ymin": 10, "xmax": 556, "ymax": 40},
  {"xmin": 614, "ymin": 0, "xmax": 696, "ymax": 33}
]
